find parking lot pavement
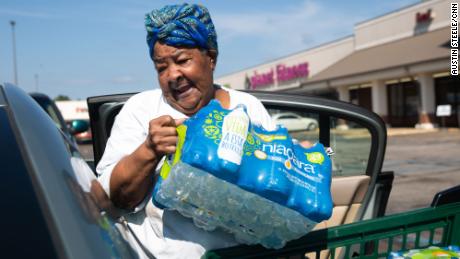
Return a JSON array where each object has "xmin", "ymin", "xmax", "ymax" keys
[
  {"xmin": 78, "ymin": 143, "xmax": 93, "ymax": 161},
  {"xmin": 78, "ymin": 128, "xmax": 460, "ymax": 215},
  {"xmin": 383, "ymin": 128, "xmax": 460, "ymax": 215}
]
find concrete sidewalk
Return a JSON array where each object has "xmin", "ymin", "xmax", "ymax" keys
[{"xmin": 387, "ymin": 127, "xmax": 460, "ymax": 137}]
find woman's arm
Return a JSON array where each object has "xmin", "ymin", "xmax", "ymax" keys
[{"xmin": 109, "ymin": 115, "xmax": 184, "ymax": 209}]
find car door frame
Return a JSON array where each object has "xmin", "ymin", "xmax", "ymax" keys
[{"xmin": 87, "ymin": 90, "xmax": 389, "ymax": 222}]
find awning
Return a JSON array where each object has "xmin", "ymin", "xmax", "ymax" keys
[{"xmin": 305, "ymin": 27, "xmax": 451, "ymax": 85}]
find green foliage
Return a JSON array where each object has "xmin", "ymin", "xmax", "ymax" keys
[{"xmin": 54, "ymin": 95, "xmax": 70, "ymax": 101}]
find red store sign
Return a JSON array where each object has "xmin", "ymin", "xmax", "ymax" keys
[
  {"xmin": 416, "ymin": 9, "xmax": 433, "ymax": 23},
  {"xmin": 249, "ymin": 62, "xmax": 309, "ymax": 89}
]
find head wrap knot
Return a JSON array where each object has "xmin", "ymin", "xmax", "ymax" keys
[{"xmin": 145, "ymin": 3, "xmax": 218, "ymax": 59}]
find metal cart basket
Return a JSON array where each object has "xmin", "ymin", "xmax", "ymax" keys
[{"xmin": 204, "ymin": 202, "xmax": 460, "ymax": 258}]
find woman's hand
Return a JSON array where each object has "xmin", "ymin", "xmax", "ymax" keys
[{"xmin": 146, "ymin": 115, "xmax": 185, "ymax": 157}]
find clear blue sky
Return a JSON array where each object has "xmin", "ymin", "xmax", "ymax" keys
[{"xmin": 0, "ymin": 0, "xmax": 420, "ymax": 100}]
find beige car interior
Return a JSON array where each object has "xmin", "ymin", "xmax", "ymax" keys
[
  {"xmin": 314, "ymin": 175, "xmax": 371, "ymax": 230},
  {"xmin": 304, "ymin": 175, "xmax": 371, "ymax": 259}
]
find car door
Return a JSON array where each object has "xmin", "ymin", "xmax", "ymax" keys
[
  {"xmin": 1, "ymin": 84, "xmax": 148, "ymax": 258},
  {"xmin": 87, "ymin": 91, "xmax": 392, "ymax": 228}
]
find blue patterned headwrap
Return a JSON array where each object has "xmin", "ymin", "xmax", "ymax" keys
[{"xmin": 145, "ymin": 3, "xmax": 218, "ymax": 59}]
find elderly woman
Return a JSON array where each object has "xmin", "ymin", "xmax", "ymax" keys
[{"xmin": 97, "ymin": 3, "xmax": 275, "ymax": 258}]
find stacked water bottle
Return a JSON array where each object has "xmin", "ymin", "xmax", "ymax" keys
[{"xmin": 153, "ymin": 100, "xmax": 333, "ymax": 249}]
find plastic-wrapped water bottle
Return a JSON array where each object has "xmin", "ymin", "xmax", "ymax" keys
[
  {"xmin": 237, "ymin": 125, "xmax": 292, "ymax": 205},
  {"xmin": 153, "ymin": 99, "xmax": 332, "ymax": 249},
  {"xmin": 216, "ymin": 104, "xmax": 249, "ymax": 183},
  {"xmin": 286, "ymin": 143, "xmax": 333, "ymax": 222},
  {"xmin": 154, "ymin": 159, "xmax": 318, "ymax": 248}
]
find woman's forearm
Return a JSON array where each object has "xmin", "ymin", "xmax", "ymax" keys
[{"xmin": 109, "ymin": 141, "xmax": 159, "ymax": 210}]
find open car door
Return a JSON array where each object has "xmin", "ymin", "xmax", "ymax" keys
[{"xmin": 87, "ymin": 91, "xmax": 392, "ymax": 229}]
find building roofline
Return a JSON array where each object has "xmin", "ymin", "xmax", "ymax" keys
[
  {"xmin": 216, "ymin": 0, "xmax": 444, "ymax": 80},
  {"xmin": 355, "ymin": 0, "xmax": 440, "ymax": 28},
  {"xmin": 216, "ymin": 34, "xmax": 354, "ymax": 78}
]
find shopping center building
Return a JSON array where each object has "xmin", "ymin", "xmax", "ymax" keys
[{"xmin": 216, "ymin": 0, "xmax": 459, "ymax": 128}]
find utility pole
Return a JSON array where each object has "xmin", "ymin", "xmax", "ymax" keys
[
  {"xmin": 10, "ymin": 20, "xmax": 18, "ymax": 86},
  {"xmin": 34, "ymin": 74, "xmax": 39, "ymax": 92}
]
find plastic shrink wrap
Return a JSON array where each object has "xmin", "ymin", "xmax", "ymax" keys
[{"xmin": 153, "ymin": 100, "xmax": 333, "ymax": 248}]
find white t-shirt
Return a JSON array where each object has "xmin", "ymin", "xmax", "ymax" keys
[{"xmin": 96, "ymin": 87, "xmax": 275, "ymax": 259}]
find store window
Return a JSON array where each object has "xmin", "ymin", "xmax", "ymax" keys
[
  {"xmin": 349, "ymin": 87, "xmax": 372, "ymax": 111},
  {"xmin": 435, "ymin": 76, "xmax": 460, "ymax": 127},
  {"xmin": 387, "ymin": 81, "xmax": 420, "ymax": 127}
]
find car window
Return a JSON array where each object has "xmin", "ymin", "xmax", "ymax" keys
[
  {"xmin": 279, "ymin": 115, "xmax": 297, "ymax": 119},
  {"xmin": 45, "ymin": 104, "xmax": 65, "ymax": 130},
  {"xmin": 31, "ymin": 95, "xmax": 66, "ymax": 131},
  {"xmin": 56, "ymin": 119, "xmax": 144, "ymax": 258},
  {"xmin": 58, "ymin": 129, "xmax": 141, "ymax": 258},
  {"xmin": 268, "ymin": 108, "xmax": 371, "ymax": 177},
  {"xmin": 329, "ymin": 118, "xmax": 371, "ymax": 177},
  {"xmin": 0, "ymin": 107, "xmax": 57, "ymax": 258},
  {"xmin": 270, "ymin": 110, "xmax": 319, "ymax": 143}
]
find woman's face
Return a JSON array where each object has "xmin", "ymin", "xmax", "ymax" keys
[{"xmin": 153, "ymin": 42, "xmax": 216, "ymax": 116}]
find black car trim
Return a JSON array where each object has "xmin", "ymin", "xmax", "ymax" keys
[
  {"xmin": 318, "ymin": 114, "xmax": 330, "ymax": 147},
  {"xmin": 87, "ymin": 93, "xmax": 135, "ymax": 166}
]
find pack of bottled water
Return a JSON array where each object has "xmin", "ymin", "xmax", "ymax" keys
[{"xmin": 153, "ymin": 100, "xmax": 332, "ymax": 249}]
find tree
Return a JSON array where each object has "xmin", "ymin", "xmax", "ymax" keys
[{"xmin": 54, "ymin": 95, "xmax": 70, "ymax": 101}]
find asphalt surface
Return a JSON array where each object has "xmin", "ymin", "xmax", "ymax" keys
[
  {"xmin": 382, "ymin": 129, "xmax": 460, "ymax": 215},
  {"xmin": 78, "ymin": 128, "xmax": 460, "ymax": 216}
]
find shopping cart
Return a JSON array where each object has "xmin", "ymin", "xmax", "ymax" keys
[{"xmin": 204, "ymin": 201, "xmax": 460, "ymax": 258}]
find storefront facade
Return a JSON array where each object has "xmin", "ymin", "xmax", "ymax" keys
[{"xmin": 216, "ymin": 0, "xmax": 459, "ymax": 127}]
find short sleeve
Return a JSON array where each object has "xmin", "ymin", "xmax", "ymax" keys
[
  {"xmin": 95, "ymin": 90, "xmax": 184, "ymax": 212},
  {"xmin": 96, "ymin": 95, "xmax": 151, "ymax": 199},
  {"xmin": 249, "ymin": 97, "xmax": 277, "ymax": 131}
]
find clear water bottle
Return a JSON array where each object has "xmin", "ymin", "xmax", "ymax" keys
[
  {"xmin": 286, "ymin": 143, "xmax": 332, "ymax": 221},
  {"xmin": 216, "ymin": 104, "xmax": 250, "ymax": 183},
  {"xmin": 237, "ymin": 126, "xmax": 292, "ymax": 205}
]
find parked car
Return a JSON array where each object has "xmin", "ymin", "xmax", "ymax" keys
[
  {"xmin": 75, "ymin": 125, "xmax": 93, "ymax": 143},
  {"xmin": 70, "ymin": 120, "xmax": 92, "ymax": 144},
  {"xmin": 55, "ymin": 100, "xmax": 92, "ymax": 144},
  {"xmin": 29, "ymin": 92, "xmax": 89, "ymax": 147},
  {"xmin": 271, "ymin": 112, "xmax": 318, "ymax": 131},
  {"xmin": 2, "ymin": 84, "xmax": 149, "ymax": 258}
]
